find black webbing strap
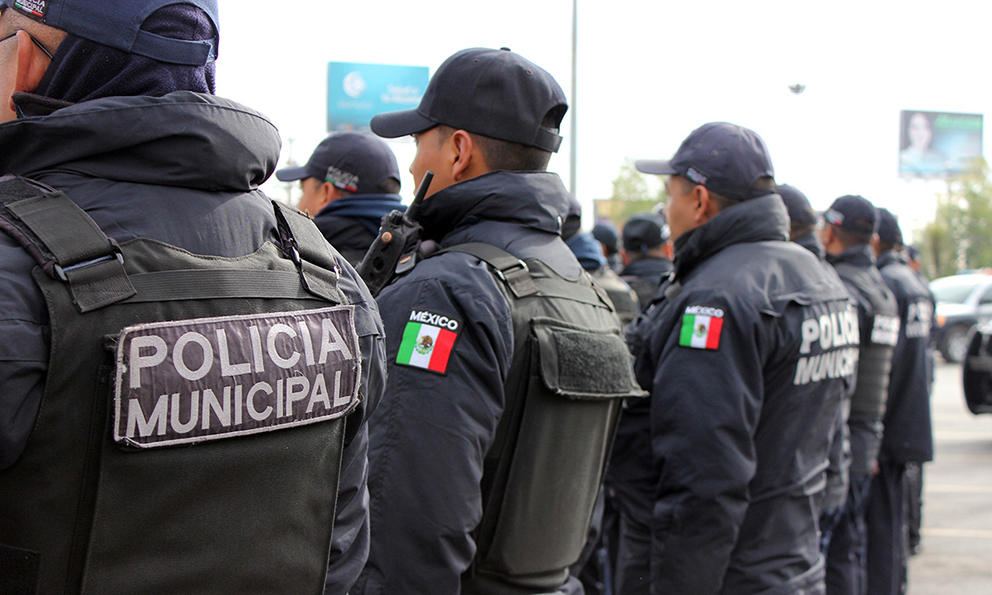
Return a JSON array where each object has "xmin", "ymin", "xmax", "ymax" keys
[
  {"xmin": 440, "ymin": 242, "xmax": 612, "ymax": 309},
  {"xmin": 0, "ymin": 175, "xmax": 135, "ymax": 312},
  {"xmin": 437, "ymin": 243, "xmax": 538, "ymax": 298},
  {"xmin": 272, "ymin": 200, "xmax": 342, "ymax": 303},
  {"xmin": 122, "ymin": 269, "xmax": 311, "ymax": 303}
]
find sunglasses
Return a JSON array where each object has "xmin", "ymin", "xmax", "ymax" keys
[{"xmin": 0, "ymin": 7, "xmax": 55, "ymax": 61}]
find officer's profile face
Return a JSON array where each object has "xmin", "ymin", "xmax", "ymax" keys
[
  {"xmin": 411, "ymin": 126, "xmax": 454, "ymax": 198},
  {"xmin": 664, "ymin": 175, "xmax": 700, "ymax": 242},
  {"xmin": 0, "ymin": 8, "xmax": 17, "ymax": 123},
  {"xmin": 0, "ymin": 7, "xmax": 56, "ymax": 124},
  {"xmin": 297, "ymin": 177, "xmax": 328, "ymax": 216}
]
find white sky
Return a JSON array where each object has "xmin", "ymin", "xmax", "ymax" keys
[{"xmin": 216, "ymin": 0, "xmax": 992, "ymax": 241}]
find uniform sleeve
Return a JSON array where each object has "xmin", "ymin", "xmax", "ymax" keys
[
  {"xmin": 0, "ymin": 240, "xmax": 51, "ymax": 471},
  {"xmin": 355, "ymin": 256, "xmax": 513, "ymax": 595},
  {"xmin": 324, "ymin": 259, "xmax": 388, "ymax": 595},
  {"xmin": 646, "ymin": 295, "xmax": 763, "ymax": 595}
]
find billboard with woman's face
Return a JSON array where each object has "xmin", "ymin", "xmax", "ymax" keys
[{"xmin": 899, "ymin": 110, "xmax": 983, "ymax": 178}]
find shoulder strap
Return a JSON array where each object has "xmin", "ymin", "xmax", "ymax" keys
[
  {"xmin": 0, "ymin": 175, "xmax": 135, "ymax": 312},
  {"xmin": 436, "ymin": 242, "xmax": 538, "ymax": 298},
  {"xmin": 0, "ymin": 175, "xmax": 345, "ymax": 312},
  {"xmin": 272, "ymin": 200, "xmax": 347, "ymax": 304},
  {"xmin": 437, "ymin": 242, "xmax": 614, "ymax": 309}
]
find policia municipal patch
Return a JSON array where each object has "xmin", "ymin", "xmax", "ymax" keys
[
  {"xmin": 396, "ymin": 309, "xmax": 460, "ymax": 374},
  {"xmin": 114, "ymin": 306, "xmax": 361, "ymax": 449}
]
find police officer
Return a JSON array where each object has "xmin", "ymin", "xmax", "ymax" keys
[
  {"xmin": 867, "ymin": 209, "xmax": 934, "ymax": 595},
  {"xmin": 354, "ymin": 47, "xmax": 643, "ymax": 595},
  {"xmin": 593, "ymin": 221, "xmax": 624, "ymax": 273},
  {"xmin": 619, "ymin": 122, "xmax": 854, "ymax": 594},
  {"xmin": 564, "ymin": 195, "xmax": 640, "ymax": 327},
  {"xmin": 778, "ymin": 183, "xmax": 855, "ymax": 552},
  {"xmin": 778, "ymin": 183, "xmax": 825, "ymax": 259},
  {"xmin": 619, "ymin": 212, "xmax": 673, "ymax": 308},
  {"xmin": 276, "ymin": 132, "xmax": 405, "ymax": 265},
  {"xmin": 819, "ymin": 196, "xmax": 899, "ymax": 595},
  {"xmin": 0, "ymin": 2, "xmax": 386, "ymax": 593}
]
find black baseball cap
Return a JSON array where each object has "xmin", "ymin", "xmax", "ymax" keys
[
  {"xmin": 635, "ymin": 122, "xmax": 775, "ymax": 201},
  {"xmin": 371, "ymin": 47, "xmax": 568, "ymax": 152},
  {"xmin": 876, "ymin": 208, "xmax": 903, "ymax": 245},
  {"xmin": 623, "ymin": 212, "xmax": 671, "ymax": 252},
  {"xmin": 777, "ymin": 184, "xmax": 817, "ymax": 225},
  {"xmin": 2, "ymin": 0, "xmax": 218, "ymax": 65},
  {"xmin": 592, "ymin": 222, "xmax": 619, "ymax": 254},
  {"xmin": 824, "ymin": 195, "xmax": 878, "ymax": 237},
  {"xmin": 276, "ymin": 132, "xmax": 400, "ymax": 195}
]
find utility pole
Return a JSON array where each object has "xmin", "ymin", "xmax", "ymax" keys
[{"xmin": 569, "ymin": 0, "xmax": 578, "ymax": 196}]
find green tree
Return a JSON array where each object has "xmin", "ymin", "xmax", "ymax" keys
[
  {"xmin": 921, "ymin": 159, "xmax": 992, "ymax": 278},
  {"xmin": 594, "ymin": 159, "xmax": 667, "ymax": 227}
]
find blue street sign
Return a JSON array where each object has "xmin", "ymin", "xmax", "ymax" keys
[{"xmin": 327, "ymin": 62, "xmax": 429, "ymax": 132}]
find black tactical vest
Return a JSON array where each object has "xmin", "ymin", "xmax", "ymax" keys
[
  {"xmin": 589, "ymin": 265, "xmax": 639, "ymax": 327},
  {"xmin": 0, "ymin": 176, "xmax": 362, "ymax": 595},
  {"xmin": 439, "ymin": 244, "xmax": 646, "ymax": 595},
  {"xmin": 831, "ymin": 260, "xmax": 899, "ymax": 474}
]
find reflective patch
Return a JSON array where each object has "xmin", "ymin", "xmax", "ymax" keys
[{"xmin": 113, "ymin": 306, "xmax": 361, "ymax": 449}]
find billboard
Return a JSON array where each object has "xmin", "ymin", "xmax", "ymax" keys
[
  {"xmin": 899, "ymin": 110, "xmax": 983, "ymax": 177},
  {"xmin": 327, "ymin": 62, "xmax": 429, "ymax": 132}
]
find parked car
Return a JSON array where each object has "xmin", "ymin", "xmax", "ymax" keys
[
  {"xmin": 963, "ymin": 321, "xmax": 992, "ymax": 414},
  {"xmin": 929, "ymin": 272, "xmax": 992, "ymax": 363}
]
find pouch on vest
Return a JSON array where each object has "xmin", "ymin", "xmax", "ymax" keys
[
  {"xmin": 0, "ymin": 175, "xmax": 360, "ymax": 595},
  {"xmin": 439, "ymin": 243, "xmax": 647, "ymax": 594}
]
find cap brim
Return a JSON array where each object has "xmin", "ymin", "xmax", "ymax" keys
[
  {"xmin": 370, "ymin": 109, "xmax": 437, "ymax": 139},
  {"xmin": 635, "ymin": 159, "xmax": 678, "ymax": 175},
  {"xmin": 275, "ymin": 166, "xmax": 309, "ymax": 182}
]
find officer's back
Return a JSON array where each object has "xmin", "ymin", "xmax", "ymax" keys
[
  {"xmin": 0, "ymin": 3, "xmax": 385, "ymax": 593},
  {"xmin": 354, "ymin": 47, "xmax": 643, "ymax": 595},
  {"xmin": 613, "ymin": 123, "xmax": 854, "ymax": 595}
]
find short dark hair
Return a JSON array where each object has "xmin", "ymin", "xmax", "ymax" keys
[
  {"xmin": 877, "ymin": 239, "xmax": 899, "ymax": 254},
  {"xmin": 709, "ymin": 176, "xmax": 776, "ymax": 211},
  {"xmin": 790, "ymin": 220, "xmax": 815, "ymax": 240},
  {"xmin": 830, "ymin": 224, "xmax": 872, "ymax": 248},
  {"xmin": 436, "ymin": 111, "xmax": 559, "ymax": 172},
  {"xmin": 337, "ymin": 176, "xmax": 400, "ymax": 197}
]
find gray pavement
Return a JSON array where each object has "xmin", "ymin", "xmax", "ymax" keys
[{"xmin": 907, "ymin": 362, "xmax": 992, "ymax": 593}]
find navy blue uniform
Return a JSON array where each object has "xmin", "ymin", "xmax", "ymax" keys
[
  {"xmin": 866, "ymin": 251, "xmax": 935, "ymax": 595},
  {"xmin": 355, "ymin": 171, "xmax": 586, "ymax": 595},
  {"xmin": 311, "ymin": 193, "xmax": 405, "ymax": 265},
  {"xmin": 822, "ymin": 246, "xmax": 898, "ymax": 595},
  {"xmin": 0, "ymin": 92, "xmax": 387, "ymax": 593},
  {"xmin": 620, "ymin": 256, "xmax": 673, "ymax": 309},
  {"xmin": 618, "ymin": 195, "xmax": 854, "ymax": 595}
]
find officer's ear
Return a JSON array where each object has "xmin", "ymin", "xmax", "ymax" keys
[
  {"xmin": 694, "ymin": 185, "xmax": 719, "ymax": 226},
  {"xmin": 663, "ymin": 241, "xmax": 674, "ymax": 260},
  {"xmin": 450, "ymin": 129, "xmax": 488, "ymax": 182},
  {"xmin": 7, "ymin": 30, "xmax": 50, "ymax": 113}
]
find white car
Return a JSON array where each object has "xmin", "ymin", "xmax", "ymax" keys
[{"xmin": 929, "ymin": 273, "xmax": 992, "ymax": 363}]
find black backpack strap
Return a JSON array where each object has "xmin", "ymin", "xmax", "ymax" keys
[
  {"xmin": 439, "ymin": 242, "xmax": 615, "ymax": 310},
  {"xmin": 435, "ymin": 242, "xmax": 539, "ymax": 298},
  {"xmin": 272, "ymin": 200, "xmax": 346, "ymax": 304},
  {"xmin": 0, "ymin": 175, "xmax": 136, "ymax": 312}
]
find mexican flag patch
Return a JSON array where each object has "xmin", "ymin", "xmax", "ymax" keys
[
  {"xmin": 396, "ymin": 310, "xmax": 460, "ymax": 374},
  {"xmin": 679, "ymin": 305, "xmax": 725, "ymax": 350}
]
